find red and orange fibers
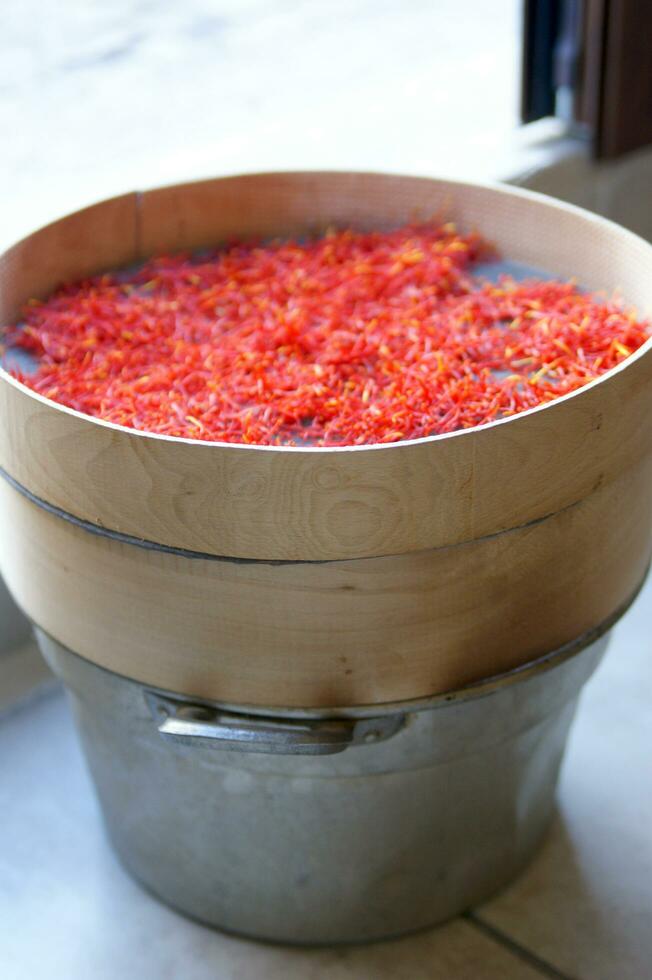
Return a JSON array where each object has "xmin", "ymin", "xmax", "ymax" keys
[{"xmin": 4, "ymin": 223, "xmax": 649, "ymax": 446}]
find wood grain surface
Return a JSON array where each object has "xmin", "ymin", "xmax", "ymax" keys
[
  {"xmin": 1, "ymin": 459, "xmax": 649, "ymax": 707},
  {"xmin": 1, "ymin": 173, "xmax": 652, "ymax": 562}
]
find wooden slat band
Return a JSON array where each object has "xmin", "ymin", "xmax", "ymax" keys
[
  {"xmin": 0, "ymin": 462, "xmax": 613, "ymax": 567},
  {"xmin": 1, "ymin": 453, "xmax": 650, "ymax": 707},
  {"xmin": 36, "ymin": 601, "xmax": 631, "ymax": 716}
]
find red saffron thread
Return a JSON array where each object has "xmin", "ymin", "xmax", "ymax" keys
[{"xmin": 3, "ymin": 223, "xmax": 649, "ymax": 446}]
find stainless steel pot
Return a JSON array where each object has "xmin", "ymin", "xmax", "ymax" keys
[{"xmin": 37, "ymin": 628, "xmax": 608, "ymax": 945}]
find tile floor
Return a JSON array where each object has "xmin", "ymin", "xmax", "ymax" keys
[{"xmin": 1, "ymin": 570, "xmax": 650, "ymax": 980}]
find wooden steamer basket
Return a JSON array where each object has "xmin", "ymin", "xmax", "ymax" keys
[
  {"xmin": 2, "ymin": 172, "xmax": 652, "ymax": 943},
  {"xmin": 1, "ymin": 172, "xmax": 652, "ymax": 707}
]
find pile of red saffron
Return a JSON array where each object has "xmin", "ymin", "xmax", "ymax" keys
[{"xmin": 3, "ymin": 223, "xmax": 649, "ymax": 445}]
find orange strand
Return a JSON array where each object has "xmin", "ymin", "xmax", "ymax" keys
[{"xmin": 3, "ymin": 223, "xmax": 649, "ymax": 446}]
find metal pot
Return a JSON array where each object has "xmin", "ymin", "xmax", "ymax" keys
[{"xmin": 37, "ymin": 628, "xmax": 607, "ymax": 945}]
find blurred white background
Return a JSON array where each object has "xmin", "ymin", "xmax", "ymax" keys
[{"xmin": 1, "ymin": 0, "xmax": 521, "ymax": 246}]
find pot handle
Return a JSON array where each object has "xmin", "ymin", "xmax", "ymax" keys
[{"xmin": 145, "ymin": 691, "xmax": 405, "ymax": 756}]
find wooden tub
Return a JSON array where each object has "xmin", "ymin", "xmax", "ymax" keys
[{"xmin": 1, "ymin": 172, "xmax": 652, "ymax": 707}]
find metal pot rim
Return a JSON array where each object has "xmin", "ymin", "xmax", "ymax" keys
[{"xmin": 36, "ymin": 575, "xmax": 638, "ymax": 721}]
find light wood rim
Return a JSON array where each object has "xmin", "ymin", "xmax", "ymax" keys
[{"xmin": 2, "ymin": 172, "xmax": 652, "ymax": 561}]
